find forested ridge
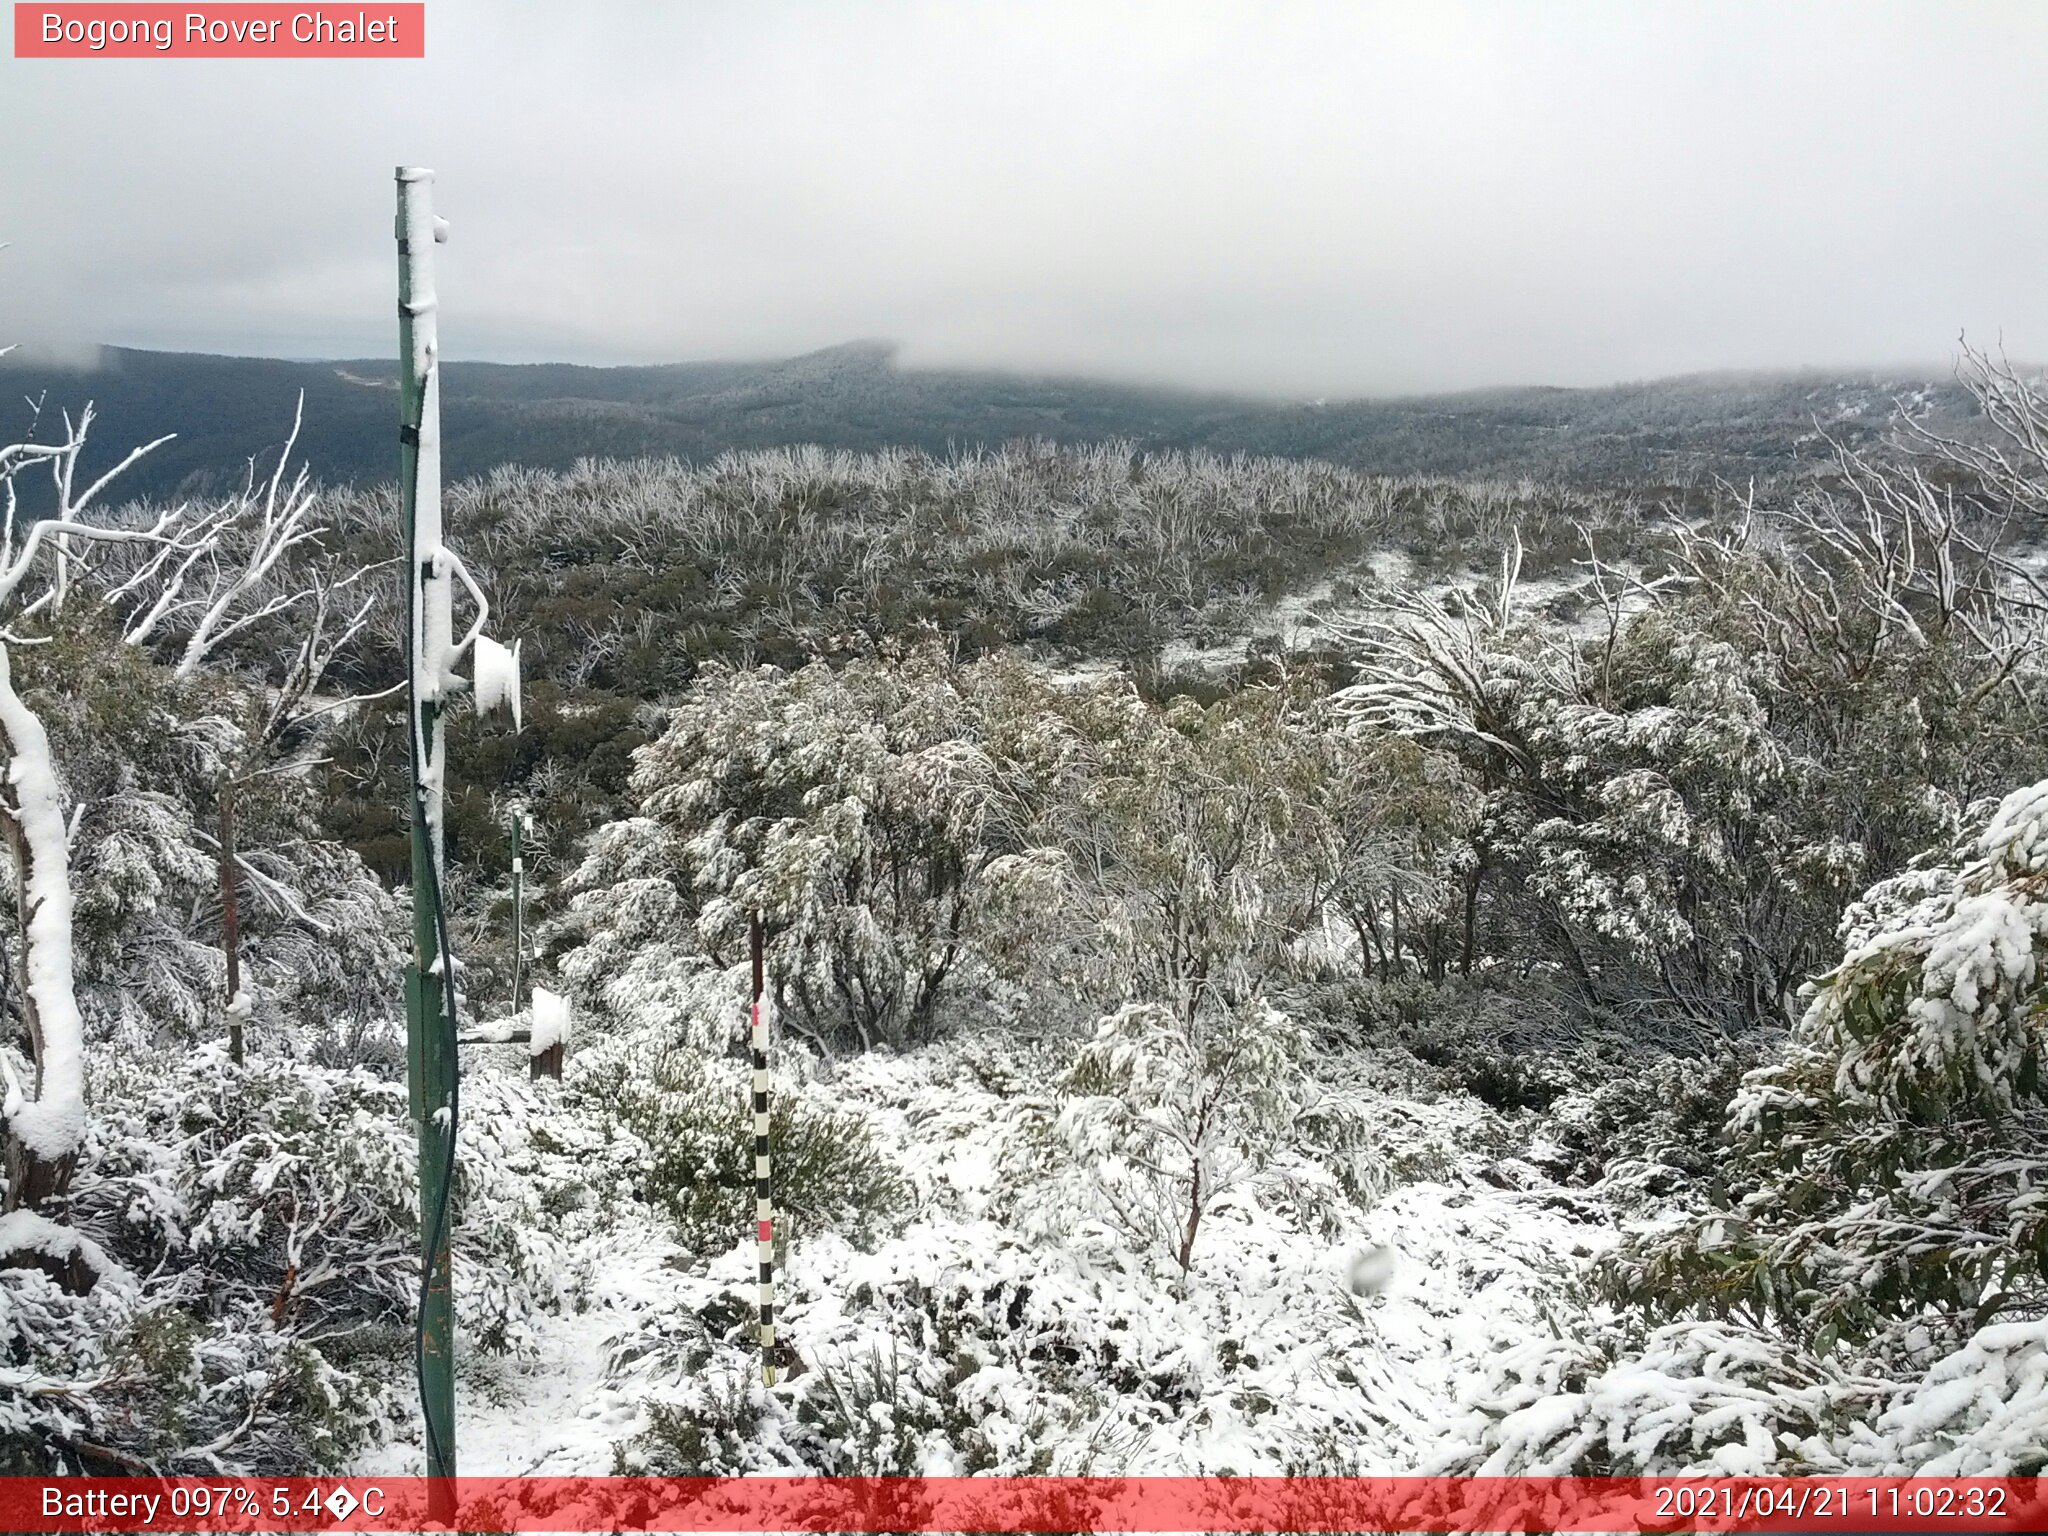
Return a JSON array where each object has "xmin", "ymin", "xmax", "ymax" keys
[
  {"xmin": 0, "ymin": 340, "xmax": 1988, "ymax": 502},
  {"xmin": 7, "ymin": 345, "xmax": 2048, "ymax": 1479}
]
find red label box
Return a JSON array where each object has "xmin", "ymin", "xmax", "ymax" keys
[
  {"xmin": 9, "ymin": 1476, "xmax": 2048, "ymax": 1533},
  {"xmin": 13, "ymin": 4, "xmax": 425, "ymax": 57}
]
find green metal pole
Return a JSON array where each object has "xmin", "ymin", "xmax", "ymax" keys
[{"xmin": 396, "ymin": 164, "xmax": 457, "ymax": 1507}]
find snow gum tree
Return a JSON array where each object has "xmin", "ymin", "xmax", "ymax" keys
[
  {"xmin": 618, "ymin": 644, "xmax": 1059, "ymax": 1049},
  {"xmin": 1342, "ymin": 441, "xmax": 2048, "ymax": 1047},
  {"xmin": 0, "ymin": 382, "xmax": 383, "ymax": 1247},
  {"xmin": 91, "ymin": 397, "xmax": 388, "ymax": 1061},
  {"xmin": 1319, "ymin": 731, "xmax": 1478, "ymax": 986},
  {"xmin": 990, "ymin": 674, "xmax": 1375, "ymax": 1276},
  {"xmin": 1047, "ymin": 670, "xmax": 1341, "ymax": 1024}
]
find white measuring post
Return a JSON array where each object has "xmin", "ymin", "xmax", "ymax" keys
[{"xmin": 750, "ymin": 912, "xmax": 777, "ymax": 1385}]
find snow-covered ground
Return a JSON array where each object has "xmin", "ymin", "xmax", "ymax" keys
[{"xmin": 361, "ymin": 1043, "xmax": 1618, "ymax": 1477}]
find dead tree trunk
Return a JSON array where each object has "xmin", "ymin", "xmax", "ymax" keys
[
  {"xmin": 220, "ymin": 781, "xmax": 244, "ymax": 1064},
  {"xmin": 0, "ymin": 646, "xmax": 86, "ymax": 1230}
]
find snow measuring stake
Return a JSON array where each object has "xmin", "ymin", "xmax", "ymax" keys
[
  {"xmin": 396, "ymin": 166, "xmax": 459, "ymax": 1509},
  {"xmin": 752, "ymin": 913, "xmax": 778, "ymax": 1386}
]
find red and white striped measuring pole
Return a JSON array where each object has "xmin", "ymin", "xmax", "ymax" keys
[{"xmin": 749, "ymin": 913, "xmax": 777, "ymax": 1386}]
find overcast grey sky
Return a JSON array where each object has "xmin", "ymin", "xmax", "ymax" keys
[{"xmin": 4, "ymin": 0, "xmax": 2045, "ymax": 394}]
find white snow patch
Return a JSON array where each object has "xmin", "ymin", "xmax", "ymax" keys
[
  {"xmin": 530, "ymin": 987, "xmax": 571, "ymax": 1057},
  {"xmin": 0, "ymin": 1208, "xmax": 128, "ymax": 1288}
]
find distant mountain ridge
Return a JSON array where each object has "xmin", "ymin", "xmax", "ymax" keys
[{"xmin": 0, "ymin": 340, "xmax": 1985, "ymax": 502}]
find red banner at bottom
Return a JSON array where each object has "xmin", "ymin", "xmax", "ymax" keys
[{"xmin": 10, "ymin": 1475, "xmax": 2048, "ymax": 1533}]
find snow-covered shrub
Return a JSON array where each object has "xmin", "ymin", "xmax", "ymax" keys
[
  {"xmin": 1437, "ymin": 1307, "xmax": 2048, "ymax": 1475},
  {"xmin": 0, "ymin": 1255, "xmax": 402, "ymax": 1476},
  {"xmin": 1431, "ymin": 1315, "xmax": 1889, "ymax": 1475},
  {"xmin": 1046, "ymin": 675, "xmax": 1342, "ymax": 1022},
  {"xmin": 2, "ymin": 1046, "xmax": 583, "ymax": 1471},
  {"xmin": 1315, "ymin": 974, "xmax": 1585, "ymax": 1110},
  {"xmin": 1340, "ymin": 506, "xmax": 2047, "ymax": 1044},
  {"xmin": 1442, "ymin": 778, "xmax": 2048, "ymax": 1477},
  {"xmin": 1608, "ymin": 777, "xmax": 2048, "ymax": 1352},
  {"xmin": 96, "ymin": 1049, "xmax": 576, "ymax": 1341},
  {"xmin": 1010, "ymin": 1000, "xmax": 1322, "ymax": 1275},
  {"xmin": 613, "ymin": 647, "xmax": 1056, "ymax": 1050},
  {"xmin": 774, "ymin": 1336, "xmax": 1145, "ymax": 1480},
  {"xmin": 618, "ymin": 1226, "xmax": 1170, "ymax": 1478},
  {"xmin": 1544, "ymin": 1047, "xmax": 1750, "ymax": 1205},
  {"xmin": 0, "ymin": 621, "xmax": 402, "ymax": 1060},
  {"xmin": 578, "ymin": 1035, "xmax": 907, "ymax": 1252},
  {"xmin": 618, "ymin": 1365, "xmax": 771, "ymax": 1474},
  {"xmin": 1318, "ymin": 731, "xmax": 1482, "ymax": 989},
  {"xmin": 1873, "ymin": 1319, "xmax": 2048, "ymax": 1474},
  {"xmin": 554, "ymin": 819, "xmax": 727, "ymax": 1048}
]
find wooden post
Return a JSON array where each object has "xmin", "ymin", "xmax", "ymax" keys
[
  {"xmin": 219, "ymin": 780, "xmax": 243, "ymax": 1065},
  {"xmin": 528, "ymin": 986, "xmax": 566, "ymax": 1081}
]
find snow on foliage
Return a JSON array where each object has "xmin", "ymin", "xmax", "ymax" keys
[
  {"xmin": 1336, "ymin": 506, "xmax": 2038, "ymax": 1048},
  {"xmin": 13, "ymin": 357, "xmax": 2048, "ymax": 1480},
  {"xmin": 593, "ymin": 650, "xmax": 1060, "ymax": 1050},
  {"xmin": 1441, "ymin": 776, "xmax": 2048, "ymax": 1476},
  {"xmin": 0, "ymin": 1209, "xmax": 121, "ymax": 1285},
  {"xmin": 1012, "ymin": 1001, "xmax": 1323, "ymax": 1276},
  {"xmin": 579, "ymin": 1029, "xmax": 1594, "ymax": 1480},
  {"xmin": 4, "ymin": 1044, "xmax": 608, "ymax": 1471}
]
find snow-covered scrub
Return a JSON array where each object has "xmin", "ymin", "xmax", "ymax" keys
[
  {"xmin": 8, "ymin": 345, "xmax": 2048, "ymax": 1481},
  {"xmin": 4, "ymin": 621, "xmax": 404, "ymax": 1058},
  {"xmin": 1039, "ymin": 673, "xmax": 1340, "ymax": 1018},
  {"xmin": 0, "ymin": 402, "xmax": 179, "ymax": 1215},
  {"xmin": 566, "ymin": 1031, "xmax": 1607, "ymax": 1480},
  {"xmin": 1338, "ymin": 472, "xmax": 2048, "ymax": 1049},
  {"xmin": 568, "ymin": 648, "xmax": 1436, "ymax": 1059},
  {"xmin": 1014, "ymin": 1001, "xmax": 1348, "ymax": 1276},
  {"xmin": 572, "ymin": 1022, "xmax": 907, "ymax": 1254},
  {"xmin": 3, "ymin": 1046, "xmax": 597, "ymax": 1472},
  {"xmin": 1623, "ymin": 777, "xmax": 2048, "ymax": 1347},
  {"xmin": 570, "ymin": 649, "xmax": 1065, "ymax": 1051},
  {"xmin": 0, "ymin": 386, "xmax": 394, "ymax": 1224},
  {"xmin": 1436, "ymin": 777, "xmax": 2048, "ymax": 1475}
]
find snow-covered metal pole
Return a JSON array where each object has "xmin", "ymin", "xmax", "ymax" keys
[
  {"xmin": 396, "ymin": 164, "xmax": 458, "ymax": 1503},
  {"xmin": 751, "ymin": 913, "xmax": 777, "ymax": 1386}
]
